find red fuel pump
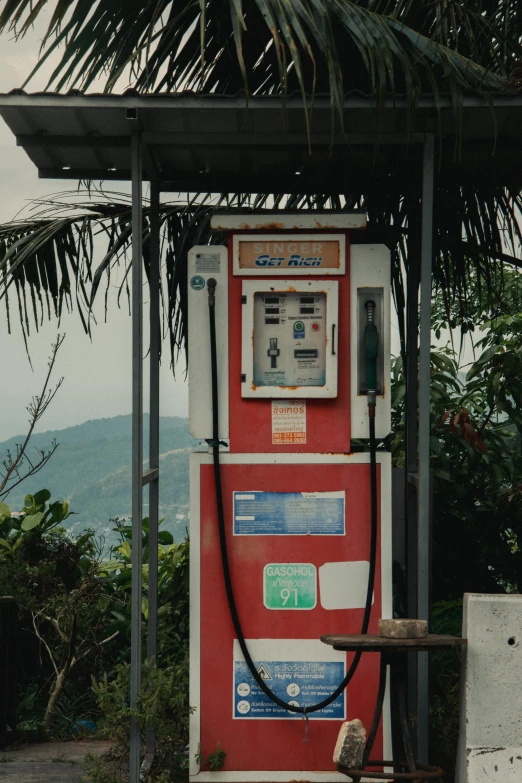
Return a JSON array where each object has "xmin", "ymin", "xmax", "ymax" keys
[{"xmin": 188, "ymin": 212, "xmax": 392, "ymax": 783}]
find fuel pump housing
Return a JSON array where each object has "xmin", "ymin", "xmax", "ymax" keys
[{"xmin": 188, "ymin": 212, "xmax": 392, "ymax": 783}]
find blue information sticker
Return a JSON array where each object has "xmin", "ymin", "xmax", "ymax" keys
[
  {"xmin": 234, "ymin": 659, "xmax": 345, "ymax": 719},
  {"xmin": 233, "ymin": 491, "xmax": 345, "ymax": 536},
  {"xmin": 190, "ymin": 274, "xmax": 205, "ymax": 291}
]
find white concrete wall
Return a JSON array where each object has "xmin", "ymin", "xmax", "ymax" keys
[{"xmin": 456, "ymin": 593, "xmax": 522, "ymax": 782}]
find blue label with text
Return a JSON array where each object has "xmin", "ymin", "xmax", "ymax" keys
[
  {"xmin": 233, "ymin": 491, "xmax": 345, "ymax": 536},
  {"xmin": 234, "ymin": 659, "xmax": 345, "ymax": 719}
]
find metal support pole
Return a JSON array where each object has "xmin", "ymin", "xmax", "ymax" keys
[
  {"xmin": 405, "ymin": 195, "xmax": 420, "ymax": 742},
  {"xmin": 417, "ymin": 133, "xmax": 435, "ymax": 763},
  {"xmin": 130, "ymin": 129, "xmax": 143, "ymax": 783},
  {"xmin": 146, "ymin": 180, "xmax": 161, "ymax": 758}
]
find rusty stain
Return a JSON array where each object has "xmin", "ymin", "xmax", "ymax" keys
[
  {"xmin": 251, "ymin": 222, "xmax": 287, "ymax": 230},
  {"xmin": 234, "ymin": 535, "xmax": 270, "ymax": 561},
  {"xmin": 235, "ymin": 221, "xmax": 288, "ymax": 230},
  {"xmin": 201, "ymin": 515, "xmax": 217, "ymax": 552},
  {"xmin": 214, "ymin": 219, "xmax": 365, "ymax": 231}
]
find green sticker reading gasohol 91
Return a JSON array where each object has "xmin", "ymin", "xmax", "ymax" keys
[{"xmin": 263, "ymin": 563, "xmax": 317, "ymax": 610}]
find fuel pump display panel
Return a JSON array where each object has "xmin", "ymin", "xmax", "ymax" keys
[
  {"xmin": 253, "ymin": 291, "xmax": 327, "ymax": 387},
  {"xmin": 242, "ymin": 279, "xmax": 339, "ymax": 398}
]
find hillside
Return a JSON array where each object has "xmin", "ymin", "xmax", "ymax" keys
[{"xmin": 0, "ymin": 415, "xmax": 202, "ymax": 543}]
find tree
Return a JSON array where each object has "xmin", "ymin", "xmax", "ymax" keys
[
  {"xmin": 0, "ymin": 3, "xmax": 521, "ymax": 352},
  {"xmin": 0, "ymin": 335, "xmax": 64, "ymax": 499},
  {"xmin": 388, "ymin": 265, "xmax": 522, "ymax": 777},
  {"xmin": 0, "ymin": 2, "xmax": 514, "ymax": 108},
  {"xmin": 392, "ymin": 264, "xmax": 522, "ymax": 601},
  {"xmin": 0, "ymin": 492, "xmax": 118, "ymax": 736},
  {"xmin": 0, "ymin": 492, "xmax": 190, "ymax": 743}
]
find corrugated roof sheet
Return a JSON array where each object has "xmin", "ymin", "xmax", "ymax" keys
[{"xmin": 0, "ymin": 91, "xmax": 521, "ymax": 191}]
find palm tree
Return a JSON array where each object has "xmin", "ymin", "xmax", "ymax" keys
[{"xmin": 0, "ymin": 0, "xmax": 521, "ymax": 351}]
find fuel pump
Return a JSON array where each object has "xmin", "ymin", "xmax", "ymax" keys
[
  {"xmin": 206, "ymin": 277, "xmax": 379, "ymax": 715},
  {"xmin": 188, "ymin": 214, "xmax": 392, "ymax": 783}
]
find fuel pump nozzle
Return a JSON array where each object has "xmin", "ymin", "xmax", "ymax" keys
[{"xmin": 364, "ymin": 300, "xmax": 379, "ymax": 414}]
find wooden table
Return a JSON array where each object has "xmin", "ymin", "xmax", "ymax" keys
[{"xmin": 320, "ymin": 634, "xmax": 467, "ymax": 782}]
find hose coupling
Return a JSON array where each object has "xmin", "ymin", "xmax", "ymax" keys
[{"xmin": 207, "ymin": 277, "xmax": 217, "ymax": 307}]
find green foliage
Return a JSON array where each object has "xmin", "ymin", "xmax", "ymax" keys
[
  {"xmin": 0, "ymin": 489, "xmax": 74, "ymax": 556},
  {"xmin": 428, "ymin": 599, "xmax": 465, "ymax": 781},
  {"xmin": 431, "ymin": 265, "xmax": 522, "ymax": 345},
  {"xmin": 89, "ymin": 656, "xmax": 192, "ymax": 781},
  {"xmin": 75, "ymin": 521, "xmax": 191, "ymax": 779},
  {"xmin": 206, "ymin": 742, "xmax": 227, "ymax": 772},
  {"xmin": 391, "ymin": 265, "xmax": 522, "ymax": 779},
  {"xmin": 81, "ymin": 753, "xmax": 121, "ymax": 783},
  {"xmin": 0, "ymin": 490, "xmax": 191, "ymax": 747},
  {"xmin": 0, "ymin": 0, "xmax": 509, "ymax": 117},
  {"xmin": 392, "ymin": 334, "xmax": 522, "ymax": 600},
  {"xmin": 0, "ymin": 492, "xmax": 116, "ymax": 737},
  {"xmin": 98, "ymin": 525, "xmax": 189, "ymax": 667}
]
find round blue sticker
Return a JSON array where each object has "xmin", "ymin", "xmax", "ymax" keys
[{"xmin": 190, "ymin": 275, "xmax": 206, "ymax": 291}]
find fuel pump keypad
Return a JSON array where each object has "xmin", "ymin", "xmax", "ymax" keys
[{"xmin": 253, "ymin": 291, "xmax": 327, "ymax": 387}]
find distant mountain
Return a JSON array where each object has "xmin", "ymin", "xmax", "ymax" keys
[{"xmin": 0, "ymin": 415, "xmax": 203, "ymax": 543}]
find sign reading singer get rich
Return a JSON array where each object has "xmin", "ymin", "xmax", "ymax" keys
[{"xmin": 234, "ymin": 233, "xmax": 346, "ymax": 274}]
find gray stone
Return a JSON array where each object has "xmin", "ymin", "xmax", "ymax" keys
[
  {"xmin": 333, "ymin": 718, "xmax": 366, "ymax": 768},
  {"xmin": 379, "ymin": 618, "xmax": 428, "ymax": 638},
  {"xmin": 456, "ymin": 594, "xmax": 522, "ymax": 783}
]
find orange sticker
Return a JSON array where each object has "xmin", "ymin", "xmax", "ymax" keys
[
  {"xmin": 273, "ymin": 432, "xmax": 307, "ymax": 444},
  {"xmin": 239, "ymin": 239, "xmax": 341, "ymax": 270},
  {"xmin": 272, "ymin": 401, "xmax": 306, "ymax": 445}
]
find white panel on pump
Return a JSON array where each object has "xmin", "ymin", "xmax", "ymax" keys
[
  {"xmin": 350, "ymin": 245, "xmax": 391, "ymax": 439},
  {"xmin": 241, "ymin": 279, "xmax": 339, "ymax": 399},
  {"xmin": 187, "ymin": 246, "xmax": 229, "ymax": 441}
]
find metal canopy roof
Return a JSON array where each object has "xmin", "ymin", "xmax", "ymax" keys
[
  {"xmin": 1, "ymin": 91, "xmax": 522, "ymax": 192},
  {"xmin": 0, "ymin": 89, "xmax": 479, "ymax": 773}
]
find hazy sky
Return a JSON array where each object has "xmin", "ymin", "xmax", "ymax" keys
[{"xmin": 0, "ymin": 17, "xmax": 189, "ymax": 441}]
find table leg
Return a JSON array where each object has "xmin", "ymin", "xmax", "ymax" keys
[
  {"xmin": 361, "ymin": 653, "xmax": 388, "ymax": 769},
  {"xmin": 391, "ymin": 653, "xmax": 417, "ymax": 775}
]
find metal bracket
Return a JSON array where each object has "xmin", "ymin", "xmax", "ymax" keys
[{"xmin": 142, "ymin": 468, "xmax": 159, "ymax": 486}]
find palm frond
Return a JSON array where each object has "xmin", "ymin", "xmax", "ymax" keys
[
  {"xmin": 0, "ymin": 1, "xmax": 519, "ymax": 131},
  {"xmin": 1, "ymin": 184, "xmax": 521, "ymax": 370}
]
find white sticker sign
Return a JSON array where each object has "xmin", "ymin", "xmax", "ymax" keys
[
  {"xmin": 272, "ymin": 400, "xmax": 306, "ymax": 445},
  {"xmin": 233, "ymin": 639, "xmax": 346, "ymax": 720}
]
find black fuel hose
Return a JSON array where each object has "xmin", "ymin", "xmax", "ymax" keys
[{"xmin": 207, "ymin": 278, "xmax": 378, "ymax": 714}]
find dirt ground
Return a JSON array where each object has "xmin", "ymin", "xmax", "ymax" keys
[{"xmin": 0, "ymin": 740, "xmax": 113, "ymax": 782}]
